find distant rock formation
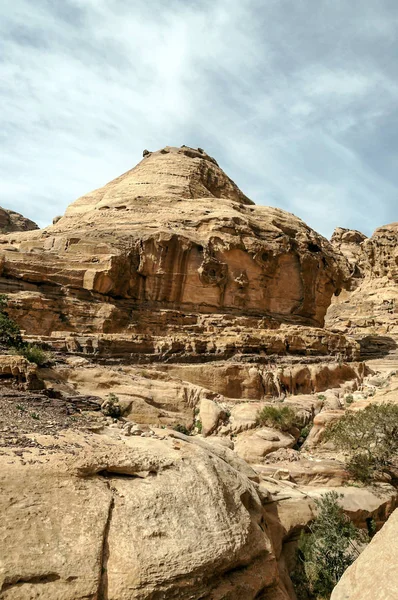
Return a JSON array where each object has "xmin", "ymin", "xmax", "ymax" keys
[
  {"xmin": 0, "ymin": 207, "xmax": 38, "ymax": 233},
  {"xmin": 327, "ymin": 223, "xmax": 398, "ymax": 353}
]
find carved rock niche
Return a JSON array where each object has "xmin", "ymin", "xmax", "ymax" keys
[{"xmin": 198, "ymin": 259, "xmax": 228, "ymax": 287}]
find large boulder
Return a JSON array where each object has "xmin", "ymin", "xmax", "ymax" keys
[
  {"xmin": 331, "ymin": 507, "xmax": 398, "ymax": 600},
  {"xmin": 0, "ymin": 429, "xmax": 287, "ymax": 600}
]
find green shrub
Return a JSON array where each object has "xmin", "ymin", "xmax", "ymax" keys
[
  {"xmin": 292, "ymin": 491, "xmax": 367, "ymax": 599},
  {"xmin": 345, "ymin": 394, "xmax": 354, "ymax": 405},
  {"xmin": 173, "ymin": 424, "xmax": 190, "ymax": 435},
  {"xmin": 19, "ymin": 344, "xmax": 50, "ymax": 366},
  {"xmin": 317, "ymin": 394, "xmax": 326, "ymax": 401},
  {"xmin": 325, "ymin": 403, "xmax": 398, "ymax": 482},
  {"xmin": 256, "ymin": 405, "xmax": 296, "ymax": 431},
  {"xmin": 0, "ymin": 310, "xmax": 23, "ymax": 347},
  {"xmin": 196, "ymin": 419, "xmax": 203, "ymax": 434},
  {"xmin": 298, "ymin": 425, "xmax": 311, "ymax": 445}
]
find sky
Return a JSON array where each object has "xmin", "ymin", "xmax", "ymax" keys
[{"xmin": 1, "ymin": 0, "xmax": 398, "ymax": 238}]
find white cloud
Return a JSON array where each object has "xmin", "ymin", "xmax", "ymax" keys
[{"xmin": 0, "ymin": 0, "xmax": 398, "ymax": 237}]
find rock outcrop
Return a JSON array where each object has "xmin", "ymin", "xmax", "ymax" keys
[
  {"xmin": 0, "ymin": 428, "xmax": 288, "ymax": 600},
  {"xmin": 2, "ymin": 145, "xmax": 397, "ymax": 600},
  {"xmin": 0, "ymin": 207, "xmax": 38, "ymax": 233},
  {"xmin": 327, "ymin": 223, "xmax": 398, "ymax": 365},
  {"xmin": 331, "ymin": 508, "xmax": 398, "ymax": 600},
  {"xmin": 0, "ymin": 146, "xmax": 354, "ymax": 364}
]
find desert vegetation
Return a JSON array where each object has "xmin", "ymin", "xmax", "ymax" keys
[
  {"xmin": 256, "ymin": 405, "xmax": 296, "ymax": 430},
  {"xmin": 293, "ymin": 492, "xmax": 368, "ymax": 599},
  {"xmin": 0, "ymin": 294, "xmax": 50, "ymax": 366},
  {"xmin": 325, "ymin": 403, "xmax": 398, "ymax": 482}
]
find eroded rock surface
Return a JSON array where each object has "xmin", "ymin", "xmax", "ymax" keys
[
  {"xmin": 0, "ymin": 207, "xmax": 38, "ymax": 234},
  {"xmin": 0, "ymin": 147, "xmax": 351, "ymax": 355},
  {"xmin": 327, "ymin": 223, "xmax": 398, "ymax": 357},
  {"xmin": 331, "ymin": 508, "xmax": 398, "ymax": 600},
  {"xmin": 0, "ymin": 428, "xmax": 286, "ymax": 600}
]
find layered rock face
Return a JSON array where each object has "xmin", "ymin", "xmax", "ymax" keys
[
  {"xmin": 4, "ymin": 147, "xmax": 394, "ymax": 600},
  {"xmin": 331, "ymin": 508, "xmax": 398, "ymax": 600},
  {"xmin": 327, "ymin": 224, "xmax": 398, "ymax": 363},
  {"xmin": 0, "ymin": 207, "xmax": 38, "ymax": 233},
  {"xmin": 0, "ymin": 147, "xmax": 352, "ymax": 360}
]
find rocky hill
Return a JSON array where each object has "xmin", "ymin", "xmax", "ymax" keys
[
  {"xmin": 327, "ymin": 223, "xmax": 398, "ymax": 370},
  {"xmin": 0, "ymin": 207, "xmax": 38, "ymax": 233},
  {"xmin": 0, "ymin": 146, "xmax": 397, "ymax": 600}
]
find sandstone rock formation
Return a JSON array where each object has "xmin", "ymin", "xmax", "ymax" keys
[
  {"xmin": 331, "ymin": 508, "xmax": 398, "ymax": 600},
  {"xmin": 0, "ymin": 207, "xmax": 38, "ymax": 234},
  {"xmin": 0, "ymin": 146, "xmax": 355, "ymax": 365},
  {"xmin": 1, "ymin": 146, "xmax": 397, "ymax": 600},
  {"xmin": 327, "ymin": 223, "xmax": 398, "ymax": 351}
]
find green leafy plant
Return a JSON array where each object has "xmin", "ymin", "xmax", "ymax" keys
[
  {"xmin": 195, "ymin": 419, "xmax": 203, "ymax": 434},
  {"xmin": 19, "ymin": 344, "xmax": 50, "ymax": 366},
  {"xmin": 256, "ymin": 405, "xmax": 296, "ymax": 431},
  {"xmin": 173, "ymin": 424, "xmax": 190, "ymax": 435},
  {"xmin": 0, "ymin": 303, "xmax": 23, "ymax": 348},
  {"xmin": 297, "ymin": 424, "xmax": 312, "ymax": 447},
  {"xmin": 292, "ymin": 491, "xmax": 367, "ymax": 599},
  {"xmin": 325, "ymin": 403, "xmax": 398, "ymax": 482},
  {"xmin": 345, "ymin": 394, "xmax": 354, "ymax": 405},
  {"xmin": 0, "ymin": 295, "xmax": 51, "ymax": 363},
  {"xmin": 317, "ymin": 394, "xmax": 326, "ymax": 401},
  {"xmin": 31, "ymin": 412, "xmax": 40, "ymax": 420}
]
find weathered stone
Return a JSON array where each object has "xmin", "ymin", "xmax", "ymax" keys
[
  {"xmin": 234, "ymin": 427, "xmax": 296, "ymax": 463},
  {"xmin": 0, "ymin": 146, "xmax": 357, "ymax": 366},
  {"xmin": 331, "ymin": 508, "xmax": 398, "ymax": 600},
  {"xmin": 198, "ymin": 397, "xmax": 224, "ymax": 436},
  {"xmin": 0, "ymin": 207, "xmax": 38, "ymax": 234},
  {"xmin": 0, "ymin": 430, "xmax": 282, "ymax": 600}
]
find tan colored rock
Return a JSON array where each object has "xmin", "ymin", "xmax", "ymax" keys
[
  {"xmin": 0, "ymin": 146, "xmax": 358, "ymax": 367},
  {"xmin": 305, "ymin": 409, "xmax": 344, "ymax": 447},
  {"xmin": 198, "ymin": 397, "xmax": 224, "ymax": 435},
  {"xmin": 331, "ymin": 508, "xmax": 398, "ymax": 600},
  {"xmin": 0, "ymin": 354, "xmax": 41, "ymax": 389},
  {"xmin": 0, "ymin": 429, "xmax": 284, "ymax": 600},
  {"xmin": 234, "ymin": 427, "xmax": 296, "ymax": 463},
  {"xmin": 327, "ymin": 223, "xmax": 398, "ymax": 353},
  {"xmin": 160, "ymin": 361, "xmax": 364, "ymax": 400}
]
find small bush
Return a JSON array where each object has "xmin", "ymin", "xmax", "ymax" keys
[
  {"xmin": 345, "ymin": 394, "xmax": 354, "ymax": 405},
  {"xmin": 0, "ymin": 310, "xmax": 23, "ymax": 348},
  {"xmin": 292, "ymin": 491, "xmax": 367, "ymax": 599},
  {"xmin": 325, "ymin": 403, "xmax": 398, "ymax": 482},
  {"xmin": 173, "ymin": 424, "xmax": 190, "ymax": 435},
  {"xmin": 19, "ymin": 344, "xmax": 50, "ymax": 366},
  {"xmin": 256, "ymin": 405, "xmax": 296, "ymax": 431},
  {"xmin": 297, "ymin": 425, "xmax": 311, "ymax": 447},
  {"xmin": 196, "ymin": 419, "xmax": 203, "ymax": 434},
  {"xmin": 317, "ymin": 394, "xmax": 326, "ymax": 401},
  {"xmin": 347, "ymin": 453, "xmax": 375, "ymax": 483}
]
